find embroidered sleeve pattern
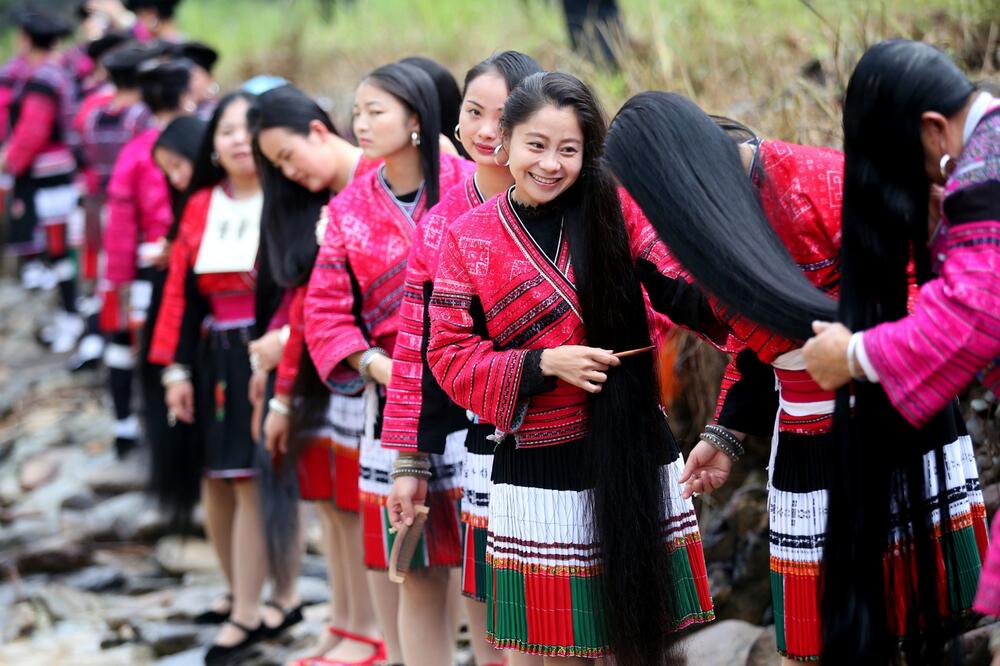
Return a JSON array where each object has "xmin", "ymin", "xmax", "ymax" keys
[
  {"xmin": 865, "ymin": 179, "xmax": 1000, "ymax": 427},
  {"xmin": 304, "ymin": 207, "xmax": 370, "ymax": 393},
  {"xmin": 426, "ymin": 229, "xmax": 530, "ymax": 435}
]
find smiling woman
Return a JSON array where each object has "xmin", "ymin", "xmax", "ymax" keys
[{"xmin": 426, "ymin": 72, "xmax": 714, "ymax": 663}]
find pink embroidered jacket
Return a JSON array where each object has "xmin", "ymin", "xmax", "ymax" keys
[
  {"xmin": 382, "ymin": 174, "xmax": 485, "ymax": 452},
  {"xmin": 104, "ymin": 127, "xmax": 172, "ymax": 286},
  {"xmin": 863, "ymin": 103, "xmax": 1000, "ymax": 427},
  {"xmin": 304, "ymin": 153, "xmax": 473, "ymax": 395}
]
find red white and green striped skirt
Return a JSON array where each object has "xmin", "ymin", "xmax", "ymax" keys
[
  {"xmin": 360, "ymin": 427, "xmax": 465, "ymax": 570},
  {"xmin": 296, "ymin": 393, "xmax": 364, "ymax": 511},
  {"xmin": 768, "ymin": 422, "xmax": 987, "ymax": 661},
  {"xmin": 461, "ymin": 421, "xmax": 494, "ymax": 601},
  {"xmin": 485, "ymin": 438, "xmax": 714, "ymax": 657}
]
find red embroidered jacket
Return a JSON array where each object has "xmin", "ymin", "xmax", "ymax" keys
[
  {"xmin": 382, "ymin": 174, "xmax": 485, "ymax": 452},
  {"xmin": 704, "ymin": 140, "xmax": 844, "ymax": 435},
  {"xmin": 426, "ymin": 189, "xmax": 677, "ymax": 449},
  {"xmin": 148, "ymin": 186, "xmax": 257, "ymax": 366},
  {"xmin": 304, "ymin": 153, "xmax": 473, "ymax": 394}
]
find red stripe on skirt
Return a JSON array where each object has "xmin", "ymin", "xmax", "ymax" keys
[{"xmin": 525, "ymin": 571, "xmax": 574, "ymax": 648}]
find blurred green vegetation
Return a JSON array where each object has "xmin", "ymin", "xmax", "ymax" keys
[{"xmin": 2, "ymin": 0, "xmax": 998, "ymax": 145}]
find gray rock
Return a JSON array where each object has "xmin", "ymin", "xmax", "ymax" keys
[
  {"xmin": 155, "ymin": 536, "xmax": 219, "ymax": 576},
  {"xmin": 86, "ymin": 455, "xmax": 147, "ymax": 496},
  {"xmin": 746, "ymin": 626, "xmax": 779, "ymax": 666},
  {"xmin": 15, "ymin": 535, "xmax": 92, "ymax": 574},
  {"xmin": 0, "ymin": 515, "xmax": 55, "ymax": 549},
  {"xmin": 136, "ymin": 621, "xmax": 206, "ymax": 657},
  {"xmin": 62, "ymin": 565, "xmax": 127, "ymax": 593},
  {"xmin": 682, "ymin": 619, "xmax": 765, "ymax": 665}
]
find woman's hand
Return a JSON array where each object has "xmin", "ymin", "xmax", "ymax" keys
[
  {"xmin": 678, "ymin": 440, "xmax": 733, "ymax": 499},
  {"xmin": 165, "ymin": 379, "xmax": 195, "ymax": 424},
  {"xmin": 368, "ymin": 355, "xmax": 393, "ymax": 386},
  {"xmin": 315, "ymin": 205, "xmax": 330, "ymax": 246},
  {"xmin": 387, "ymin": 473, "xmax": 428, "ymax": 531},
  {"xmin": 263, "ymin": 408, "xmax": 290, "ymax": 456},
  {"xmin": 248, "ymin": 330, "xmax": 284, "ymax": 373},
  {"xmin": 802, "ymin": 321, "xmax": 853, "ymax": 390},
  {"xmin": 539, "ymin": 345, "xmax": 621, "ymax": 393},
  {"xmin": 248, "ymin": 370, "xmax": 268, "ymax": 441}
]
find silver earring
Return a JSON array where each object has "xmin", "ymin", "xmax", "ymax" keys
[
  {"xmin": 410, "ymin": 131, "xmax": 421, "ymax": 147},
  {"xmin": 211, "ymin": 151, "xmax": 220, "ymax": 166},
  {"xmin": 453, "ymin": 124, "xmax": 461, "ymax": 142},
  {"xmin": 939, "ymin": 154, "xmax": 954, "ymax": 180},
  {"xmin": 493, "ymin": 144, "xmax": 510, "ymax": 167}
]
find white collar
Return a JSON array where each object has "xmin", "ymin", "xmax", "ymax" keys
[{"xmin": 963, "ymin": 92, "xmax": 997, "ymax": 145}]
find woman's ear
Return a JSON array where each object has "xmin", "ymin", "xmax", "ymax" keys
[
  {"xmin": 308, "ymin": 119, "xmax": 330, "ymax": 143},
  {"xmin": 919, "ymin": 111, "xmax": 949, "ymax": 159}
]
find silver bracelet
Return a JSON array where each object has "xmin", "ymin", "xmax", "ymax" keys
[
  {"xmin": 846, "ymin": 332, "xmax": 866, "ymax": 381},
  {"xmin": 358, "ymin": 346, "xmax": 388, "ymax": 383},
  {"xmin": 279, "ymin": 325, "xmax": 291, "ymax": 347},
  {"xmin": 161, "ymin": 364, "xmax": 191, "ymax": 387},
  {"xmin": 268, "ymin": 397, "xmax": 291, "ymax": 416}
]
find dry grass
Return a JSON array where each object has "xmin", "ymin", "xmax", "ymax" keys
[{"xmin": 174, "ymin": 0, "xmax": 999, "ymax": 145}]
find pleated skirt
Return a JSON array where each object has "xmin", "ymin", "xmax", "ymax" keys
[
  {"xmin": 461, "ymin": 420, "xmax": 494, "ymax": 601},
  {"xmin": 485, "ymin": 437, "xmax": 715, "ymax": 657},
  {"xmin": 769, "ymin": 408, "xmax": 988, "ymax": 661},
  {"xmin": 197, "ymin": 326, "xmax": 261, "ymax": 478},
  {"xmin": 297, "ymin": 392, "xmax": 364, "ymax": 511},
  {"xmin": 359, "ymin": 393, "xmax": 465, "ymax": 570}
]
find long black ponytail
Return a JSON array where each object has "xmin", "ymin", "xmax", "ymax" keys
[
  {"xmin": 502, "ymin": 72, "xmax": 681, "ymax": 665},
  {"xmin": 604, "ymin": 91, "xmax": 837, "ymax": 341},
  {"xmin": 400, "ymin": 55, "xmax": 464, "ymax": 156},
  {"xmin": 824, "ymin": 40, "xmax": 975, "ymax": 664},
  {"xmin": 364, "ymin": 62, "xmax": 443, "ymax": 207},
  {"xmin": 248, "ymin": 85, "xmax": 345, "ymax": 446}
]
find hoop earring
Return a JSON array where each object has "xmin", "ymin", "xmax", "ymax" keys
[
  {"xmin": 493, "ymin": 144, "xmax": 510, "ymax": 168},
  {"xmin": 939, "ymin": 153, "xmax": 954, "ymax": 180},
  {"xmin": 410, "ymin": 131, "xmax": 421, "ymax": 147},
  {"xmin": 211, "ymin": 151, "xmax": 220, "ymax": 166},
  {"xmin": 453, "ymin": 124, "xmax": 461, "ymax": 142}
]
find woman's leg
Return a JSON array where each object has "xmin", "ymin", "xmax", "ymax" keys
[
  {"xmin": 464, "ymin": 597, "xmax": 505, "ymax": 665},
  {"xmin": 398, "ymin": 567, "xmax": 453, "ymax": 666},
  {"xmin": 201, "ymin": 477, "xmax": 236, "ymax": 588},
  {"xmin": 315, "ymin": 508, "xmax": 386, "ymax": 662},
  {"xmin": 214, "ymin": 477, "xmax": 267, "ymax": 645},
  {"xmin": 263, "ymin": 502, "xmax": 303, "ymax": 628}
]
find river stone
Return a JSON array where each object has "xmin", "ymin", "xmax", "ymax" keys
[
  {"xmin": 683, "ymin": 619, "xmax": 765, "ymax": 664},
  {"xmin": 155, "ymin": 536, "xmax": 218, "ymax": 576},
  {"xmin": 15, "ymin": 535, "xmax": 92, "ymax": 574}
]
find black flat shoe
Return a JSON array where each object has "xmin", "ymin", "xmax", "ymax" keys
[
  {"xmin": 260, "ymin": 600, "xmax": 305, "ymax": 640},
  {"xmin": 204, "ymin": 619, "xmax": 263, "ymax": 665},
  {"xmin": 194, "ymin": 594, "xmax": 232, "ymax": 624}
]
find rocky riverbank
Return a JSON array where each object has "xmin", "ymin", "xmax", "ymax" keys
[{"xmin": 1, "ymin": 275, "xmax": 998, "ymax": 665}]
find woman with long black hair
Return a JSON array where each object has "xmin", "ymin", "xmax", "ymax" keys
[
  {"xmin": 426, "ymin": 72, "xmax": 713, "ymax": 663},
  {"xmin": 383, "ymin": 51, "xmax": 543, "ymax": 666},
  {"xmin": 304, "ymin": 61, "xmax": 473, "ymax": 666},
  {"xmin": 250, "ymin": 83, "xmax": 380, "ymax": 665},
  {"xmin": 147, "ymin": 91, "xmax": 273, "ymax": 665},
  {"xmin": 604, "ymin": 89, "xmax": 987, "ymax": 663},
  {"xmin": 794, "ymin": 40, "xmax": 995, "ymax": 661}
]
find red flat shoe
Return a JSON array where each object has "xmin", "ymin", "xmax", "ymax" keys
[{"xmin": 289, "ymin": 628, "xmax": 387, "ymax": 666}]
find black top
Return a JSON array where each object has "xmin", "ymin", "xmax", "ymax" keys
[{"xmin": 511, "ymin": 194, "xmax": 562, "ymax": 263}]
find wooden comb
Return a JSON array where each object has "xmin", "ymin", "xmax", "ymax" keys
[{"xmin": 388, "ymin": 504, "xmax": 430, "ymax": 583}]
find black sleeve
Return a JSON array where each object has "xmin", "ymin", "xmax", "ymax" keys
[
  {"xmin": 417, "ymin": 281, "xmax": 477, "ymax": 454},
  {"xmin": 716, "ymin": 349, "xmax": 778, "ymax": 437},
  {"xmin": 173, "ymin": 267, "xmax": 211, "ymax": 368},
  {"xmin": 635, "ymin": 259, "xmax": 730, "ymax": 347},
  {"xmin": 518, "ymin": 349, "xmax": 558, "ymax": 399}
]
